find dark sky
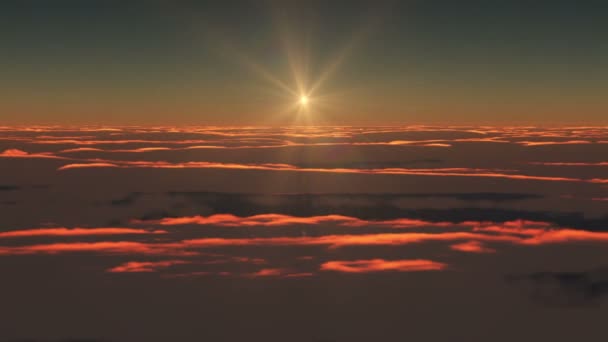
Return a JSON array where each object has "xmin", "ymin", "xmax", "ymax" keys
[{"xmin": 1, "ymin": 0, "xmax": 607, "ymax": 125}]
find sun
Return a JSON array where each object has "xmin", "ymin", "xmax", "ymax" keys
[{"xmin": 299, "ymin": 95, "xmax": 309, "ymax": 106}]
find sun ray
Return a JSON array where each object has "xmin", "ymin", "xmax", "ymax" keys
[{"xmin": 198, "ymin": 2, "xmax": 388, "ymax": 126}]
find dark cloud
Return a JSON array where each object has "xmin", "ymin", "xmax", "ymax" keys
[
  {"xmin": 507, "ymin": 269, "xmax": 608, "ymax": 307},
  {"xmin": 137, "ymin": 210, "xmax": 174, "ymax": 221},
  {"xmin": 108, "ymin": 192, "xmax": 144, "ymax": 206},
  {"xmin": 292, "ymin": 159, "xmax": 444, "ymax": 169},
  {"xmin": 168, "ymin": 191, "xmax": 542, "ymax": 207},
  {"xmin": 0, "ymin": 184, "xmax": 49, "ymax": 192},
  {"xmin": 163, "ymin": 192, "xmax": 608, "ymax": 231}
]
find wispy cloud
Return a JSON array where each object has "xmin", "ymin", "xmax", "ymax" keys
[
  {"xmin": 450, "ymin": 241, "xmax": 496, "ymax": 253},
  {"xmin": 320, "ymin": 259, "xmax": 447, "ymax": 273},
  {"xmin": 56, "ymin": 159, "xmax": 600, "ymax": 183},
  {"xmin": 0, "ymin": 148, "xmax": 65, "ymax": 159},
  {"xmin": 58, "ymin": 162, "xmax": 121, "ymax": 170},
  {"xmin": 107, "ymin": 260, "xmax": 189, "ymax": 273},
  {"xmin": 0, "ymin": 227, "xmax": 166, "ymax": 239}
]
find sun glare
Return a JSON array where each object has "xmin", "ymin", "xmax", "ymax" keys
[{"xmin": 300, "ymin": 95, "xmax": 309, "ymax": 106}]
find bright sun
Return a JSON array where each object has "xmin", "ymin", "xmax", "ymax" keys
[{"xmin": 299, "ymin": 95, "xmax": 309, "ymax": 106}]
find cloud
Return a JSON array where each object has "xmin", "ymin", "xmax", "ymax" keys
[
  {"xmin": 107, "ymin": 260, "xmax": 189, "ymax": 273},
  {"xmin": 136, "ymin": 213, "xmax": 483, "ymax": 229},
  {"xmin": 0, "ymin": 149, "xmax": 64, "ymax": 159},
  {"xmin": 138, "ymin": 213, "xmax": 365, "ymax": 227},
  {"xmin": 108, "ymin": 192, "xmax": 144, "ymax": 206},
  {"xmin": 179, "ymin": 231, "xmax": 521, "ymax": 249},
  {"xmin": 57, "ymin": 163, "xmax": 120, "ymax": 170},
  {"xmin": 507, "ymin": 269, "xmax": 608, "ymax": 307},
  {"xmin": 247, "ymin": 268, "xmax": 287, "ymax": 277},
  {"xmin": 0, "ymin": 149, "xmax": 29, "ymax": 157},
  {"xmin": 3, "ymin": 217, "xmax": 608, "ymax": 260},
  {"xmin": 55, "ymin": 159, "xmax": 602, "ymax": 183},
  {"xmin": 320, "ymin": 259, "xmax": 447, "ymax": 273},
  {"xmin": 450, "ymin": 241, "xmax": 496, "ymax": 253},
  {"xmin": 518, "ymin": 140, "xmax": 593, "ymax": 146},
  {"xmin": 137, "ymin": 213, "xmax": 608, "ymax": 238},
  {"xmin": 31, "ymin": 138, "xmax": 210, "ymax": 145},
  {"xmin": 245, "ymin": 268, "xmax": 315, "ymax": 278},
  {"xmin": 60, "ymin": 148, "xmax": 105, "ymax": 153},
  {"xmin": 165, "ymin": 192, "xmax": 546, "ymax": 222},
  {"xmin": 531, "ymin": 161, "xmax": 608, "ymax": 166},
  {"xmin": 0, "ymin": 241, "xmax": 190, "ymax": 256},
  {"xmin": 520, "ymin": 229, "xmax": 608, "ymax": 245},
  {"xmin": 0, "ymin": 227, "xmax": 166, "ymax": 239}
]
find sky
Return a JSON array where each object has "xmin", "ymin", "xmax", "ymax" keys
[{"xmin": 1, "ymin": 0, "xmax": 607, "ymax": 125}]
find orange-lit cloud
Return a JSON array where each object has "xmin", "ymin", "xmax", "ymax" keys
[
  {"xmin": 518, "ymin": 140, "xmax": 593, "ymax": 146},
  {"xmin": 0, "ymin": 149, "xmax": 28, "ymax": 157},
  {"xmin": 57, "ymin": 159, "xmax": 597, "ymax": 183},
  {"xmin": 107, "ymin": 260, "xmax": 189, "ymax": 273},
  {"xmin": 0, "ymin": 241, "xmax": 192, "ymax": 256},
  {"xmin": 180, "ymin": 231, "xmax": 522, "ymax": 249},
  {"xmin": 52, "ymin": 140, "xmax": 455, "ymax": 152},
  {"xmin": 246, "ymin": 268, "xmax": 314, "ymax": 278},
  {"xmin": 0, "ymin": 149, "xmax": 64, "ymax": 159},
  {"xmin": 2, "ymin": 218, "xmax": 608, "ymax": 259},
  {"xmin": 320, "ymin": 259, "xmax": 447, "ymax": 273},
  {"xmin": 520, "ymin": 229, "xmax": 608, "ymax": 245},
  {"xmin": 450, "ymin": 241, "xmax": 496, "ymax": 253},
  {"xmin": 142, "ymin": 213, "xmax": 364, "ymax": 227},
  {"xmin": 29, "ymin": 139, "xmax": 211, "ymax": 145},
  {"xmin": 0, "ymin": 227, "xmax": 166, "ymax": 239},
  {"xmin": 140, "ymin": 213, "xmax": 465, "ymax": 230},
  {"xmin": 248, "ymin": 268, "xmax": 286, "ymax": 277},
  {"xmin": 58, "ymin": 162, "xmax": 120, "ymax": 170},
  {"xmin": 59, "ymin": 147, "xmax": 104, "ymax": 153}
]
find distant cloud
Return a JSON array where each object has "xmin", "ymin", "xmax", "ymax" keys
[
  {"xmin": 58, "ymin": 163, "xmax": 120, "ymax": 170},
  {"xmin": 107, "ymin": 260, "xmax": 189, "ymax": 273},
  {"xmin": 0, "ymin": 241, "xmax": 189, "ymax": 256},
  {"xmin": 55, "ymin": 158, "xmax": 606, "ymax": 184},
  {"xmin": 507, "ymin": 269, "xmax": 608, "ymax": 307},
  {"xmin": 0, "ymin": 148, "xmax": 64, "ymax": 159},
  {"xmin": 107, "ymin": 192, "xmax": 144, "ymax": 206},
  {"xmin": 531, "ymin": 161, "xmax": 608, "ymax": 166},
  {"xmin": 138, "ymin": 213, "xmax": 364, "ymax": 227},
  {"xmin": 3, "ymin": 215, "xmax": 608, "ymax": 271},
  {"xmin": 247, "ymin": 268, "xmax": 287, "ymax": 277},
  {"xmin": 518, "ymin": 140, "xmax": 594, "ymax": 146},
  {"xmin": 320, "ymin": 259, "xmax": 447, "ymax": 273},
  {"xmin": 0, "ymin": 227, "xmax": 166, "ymax": 239},
  {"xmin": 0, "ymin": 149, "xmax": 29, "ymax": 157},
  {"xmin": 450, "ymin": 241, "xmax": 496, "ymax": 253}
]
